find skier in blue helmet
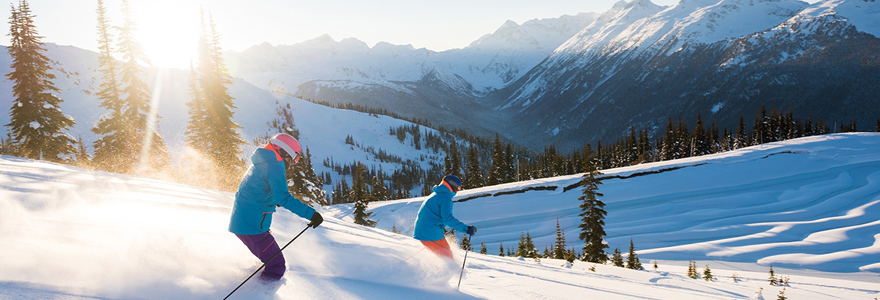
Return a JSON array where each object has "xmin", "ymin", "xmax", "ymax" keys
[{"xmin": 413, "ymin": 175, "xmax": 476, "ymax": 260}]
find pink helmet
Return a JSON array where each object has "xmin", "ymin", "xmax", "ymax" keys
[{"xmin": 269, "ymin": 133, "xmax": 302, "ymax": 163}]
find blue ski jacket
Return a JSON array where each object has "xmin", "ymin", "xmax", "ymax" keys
[
  {"xmin": 413, "ymin": 184, "xmax": 469, "ymax": 241},
  {"xmin": 229, "ymin": 147, "xmax": 316, "ymax": 235}
]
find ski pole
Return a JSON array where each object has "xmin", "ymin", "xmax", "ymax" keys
[
  {"xmin": 403, "ymin": 247, "xmax": 426, "ymax": 262},
  {"xmin": 457, "ymin": 236, "xmax": 470, "ymax": 290},
  {"xmin": 224, "ymin": 225, "xmax": 310, "ymax": 300}
]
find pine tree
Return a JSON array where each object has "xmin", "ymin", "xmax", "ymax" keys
[
  {"xmin": 460, "ymin": 235, "xmax": 472, "ymax": 251},
  {"xmin": 464, "ymin": 143, "xmax": 483, "ymax": 188},
  {"xmin": 611, "ymin": 248, "xmax": 624, "ymax": 267},
  {"xmin": 498, "ymin": 242, "xmax": 505, "ymax": 257},
  {"xmin": 443, "ymin": 141, "xmax": 462, "ymax": 178},
  {"xmin": 516, "ymin": 232, "xmax": 527, "ymax": 257},
  {"xmin": 352, "ymin": 163, "xmax": 376, "ymax": 227},
  {"xmin": 579, "ymin": 146, "xmax": 607, "ymax": 263},
  {"xmin": 524, "ymin": 231, "xmax": 537, "ymax": 258},
  {"xmin": 91, "ymin": 0, "xmax": 129, "ymax": 172},
  {"xmin": 777, "ymin": 287, "xmax": 787, "ymax": 300},
  {"xmin": 554, "ymin": 218, "xmax": 567, "ymax": 259},
  {"xmin": 661, "ymin": 118, "xmax": 675, "ymax": 161},
  {"xmin": 5, "ymin": 0, "xmax": 76, "ymax": 162},
  {"xmin": 116, "ymin": 0, "xmax": 170, "ymax": 174},
  {"xmin": 626, "ymin": 238, "xmax": 642, "ymax": 270},
  {"xmin": 186, "ymin": 9, "xmax": 244, "ymax": 190},
  {"xmin": 480, "ymin": 242, "xmax": 487, "ymax": 254},
  {"xmin": 504, "ymin": 144, "xmax": 516, "ymax": 182},
  {"xmin": 73, "ymin": 135, "xmax": 91, "ymax": 169},
  {"xmin": 692, "ymin": 114, "xmax": 710, "ymax": 156},
  {"xmin": 487, "ymin": 133, "xmax": 506, "ymax": 185},
  {"xmin": 687, "ymin": 260, "xmax": 699, "ymax": 279},
  {"xmin": 703, "ymin": 265, "xmax": 714, "ymax": 281},
  {"xmin": 768, "ymin": 265, "xmax": 778, "ymax": 285}
]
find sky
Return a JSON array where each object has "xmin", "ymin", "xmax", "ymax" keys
[{"xmin": 20, "ymin": 0, "xmax": 688, "ymax": 69}]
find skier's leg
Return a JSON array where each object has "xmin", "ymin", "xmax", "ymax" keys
[
  {"xmin": 236, "ymin": 231, "xmax": 286, "ymax": 281},
  {"xmin": 420, "ymin": 239, "xmax": 454, "ymax": 260}
]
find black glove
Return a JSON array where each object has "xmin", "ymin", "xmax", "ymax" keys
[
  {"xmin": 309, "ymin": 212, "xmax": 323, "ymax": 228},
  {"xmin": 467, "ymin": 225, "xmax": 477, "ymax": 236}
]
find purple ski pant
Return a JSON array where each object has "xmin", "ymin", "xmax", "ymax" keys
[{"xmin": 236, "ymin": 231, "xmax": 286, "ymax": 281}]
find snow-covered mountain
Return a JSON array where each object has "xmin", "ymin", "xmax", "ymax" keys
[
  {"xmin": 3, "ymin": 134, "xmax": 880, "ymax": 299},
  {"xmin": 220, "ymin": 13, "xmax": 598, "ymax": 139},
  {"xmin": 217, "ymin": 0, "xmax": 880, "ymax": 152},
  {"xmin": 225, "ymin": 13, "xmax": 597, "ymax": 95},
  {"xmin": 488, "ymin": 0, "xmax": 880, "ymax": 151}
]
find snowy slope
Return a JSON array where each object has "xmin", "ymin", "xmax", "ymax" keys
[
  {"xmin": 3, "ymin": 134, "xmax": 880, "ymax": 300},
  {"xmin": 349, "ymin": 133, "xmax": 880, "ymax": 274}
]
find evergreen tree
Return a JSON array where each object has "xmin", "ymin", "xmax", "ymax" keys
[
  {"xmin": 703, "ymin": 265, "xmax": 714, "ymax": 281},
  {"xmin": 626, "ymin": 238, "xmax": 642, "ymax": 270},
  {"xmin": 777, "ymin": 288, "xmax": 787, "ymax": 300},
  {"xmin": 90, "ymin": 0, "xmax": 129, "ymax": 172},
  {"xmin": 352, "ymin": 163, "xmax": 376, "ymax": 227},
  {"xmin": 5, "ymin": 0, "xmax": 76, "ymax": 162},
  {"xmin": 504, "ymin": 144, "xmax": 516, "ymax": 182},
  {"xmin": 487, "ymin": 133, "xmax": 506, "ymax": 185},
  {"xmin": 661, "ymin": 118, "xmax": 675, "ymax": 161},
  {"xmin": 554, "ymin": 218, "xmax": 567, "ymax": 259},
  {"xmin": 768, "ymin": 265, "xmax": 778, "ymax": 285},
  {"xmin": 73, "ymin": 135, "xmax": 91, "ymax": 169},
  {"xmin": 692, "ymin": 114, "xmax": 710, "ymax": 156},
  {"xmin": 516, "ymin": 232, "xmax": 527, "ymax": 257},
  {"xmin": 688, "ymin": 261, "xmax": 699, "ymax": 279},
  {"xmin": 498, "ymin": 242, "xmax": 505, "ymax": 257},
  {"xmin": 524, "ymin": 231, "xmax": 537, "ymax": 258},
  {"xmin": 116, "ymin": 0, "xmax": 170, "ymax": 174},
  {"xmin": 578, "ymin": 146, "xmax": 608, "ymax": 263},
  {"xmin": 186, "ymin": 10, "xmax": 244, "ymax": 190},
  {"xmin": 480, "ymin": 242, "xmax": 487, "ymax": 254},
  {"xmin": 460, "ymin": 235, "xmax": 472, "ymax": 251},
  {"xmin": 464, "ymin": 143, "xmax": 484, "ymax": 188},
  {"xmin": 353, "ymin": 197, "xmax": 376, "ymax": 227},
  {"xmin": 734, "ymin": 116, "xmax": 747, "ymax": 149},
  {"xmin": 443, "ymin": 141, "xmax": 462, "ymax": 178},
  {"xmin": 611, "ymin": 247, "xmax": 624, "ymax": 267}
]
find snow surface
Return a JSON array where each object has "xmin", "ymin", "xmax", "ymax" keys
[{"xmin": 2, "ymin": 134, "xmax": 880, "ymax": 299}]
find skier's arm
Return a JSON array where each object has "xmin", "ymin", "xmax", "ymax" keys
[
  {"xmin": 439, "ymin": 197, "xmax": 468, "ymax": 233},
  {"xmin": 267, "ymin": 161, "xmax": 316, "ymax": 220}
]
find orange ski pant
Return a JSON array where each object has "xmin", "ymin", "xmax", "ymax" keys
[{"xmin": 420, "ymin": 238, "xmax": 454, "ymax": 260}]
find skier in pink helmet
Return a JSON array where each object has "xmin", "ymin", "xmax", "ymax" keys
[{"xmin": 229, "ymin": 133, "xmax": 323, "ymax": 281}]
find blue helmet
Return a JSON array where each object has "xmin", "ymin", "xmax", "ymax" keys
[{"xmin": 443, "ymin": 175, "xmax": 462, "ymax": 192}]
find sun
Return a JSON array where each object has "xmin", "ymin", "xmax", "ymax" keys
[{"xmin": 128, "ymin": 1, "xmax": 201, "ymax": 69}]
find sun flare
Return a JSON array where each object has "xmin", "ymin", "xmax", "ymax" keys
[{"xmin": 128, "ymin": 1, "xmax": 201, "ymax": 69}]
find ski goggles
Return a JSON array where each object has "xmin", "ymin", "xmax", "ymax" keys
[
  {"xmin": 446, "ymin": 179, "xmax": 462, "ymax": 192},
  {"xmin": 282, "ymin": 149, "xmax": 300, "ymax": 166}
]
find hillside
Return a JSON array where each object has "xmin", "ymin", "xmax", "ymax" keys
[
  {"xmin": 2, "ymin": 134, "xmax": 880, "ymax": 299},
  {"xmin": 339, "ymin": 133, "xmax": 880, "ymax": 273}
]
